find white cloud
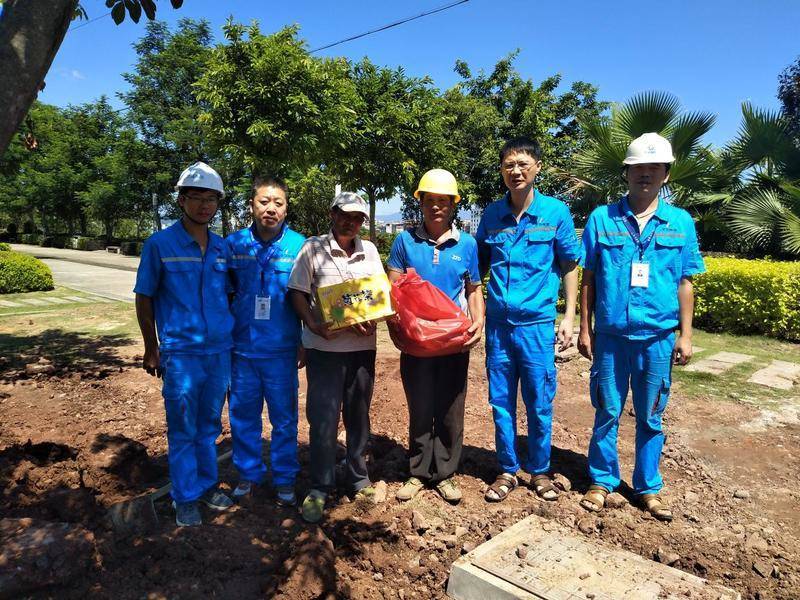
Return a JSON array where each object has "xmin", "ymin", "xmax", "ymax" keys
[{"xmin": 69, "ymin": 69, "xmax": 86, "ymax": 80}]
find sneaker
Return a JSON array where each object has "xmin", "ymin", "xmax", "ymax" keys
[
  {"xmin": 435, "ymin": 477, "xmax": 462, "ymax": 504},
  {"xmin": 301, "ymin": 490, "xmax": 326, "ymax": 524},
  {"xmin": 172, "ymin": 501, "xmax": 202, "ymax": 527},
  {"xmin": 232, "ymin": 481, "xmax": 254, "ymax": 500},
  {"xmin": 396, "ymin": 477, "xmax": 424, "ymax": 502},
  {"xmin": 199, "ymin": 487, "xmax": 234, "ymax": 511},
  {"xmin": 276, "ymin": 485, "xmax": 297, "ymax": 507}
]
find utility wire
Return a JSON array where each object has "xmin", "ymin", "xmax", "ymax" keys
[
  {"xmin": 310, "ymin": 0, "xmax": 470, "ymax": 53},
  {"xmin": 69, "ymin": 11, "xmax": 112, "ymax": 31}
]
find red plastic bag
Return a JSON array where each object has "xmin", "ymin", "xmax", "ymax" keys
[{"xmin": 388, "ymin": 268, "xmax": 472, "ymax": 357}]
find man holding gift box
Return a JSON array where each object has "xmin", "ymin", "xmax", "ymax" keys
[
  {"xmin": 387, "ymin": 168, "xmax": 485, "ymax": 504},
  {"xmin": 288, "ymin": 191, "xmax": 385, "ymax": 523}
]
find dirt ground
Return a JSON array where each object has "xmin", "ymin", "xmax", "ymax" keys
[{"xmin": 1, "ymin": 332, "xmax": 799, "ymax": 599}]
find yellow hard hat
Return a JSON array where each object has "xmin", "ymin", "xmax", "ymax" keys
[{"xmin": 414, "ymin": 169, "xmax": 461, "ymax": 203}]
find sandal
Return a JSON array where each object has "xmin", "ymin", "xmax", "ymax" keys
[
  {"xmin": 580, "ymin": 485, "xmax": 609, "ymax": 512},
  {"xmin": 435, "ymin": 478, "xmax": 462, "ymax": 504},
  {"xmin": 531, "ymin": 474, "xmax": 559, "ymax": 501},
  {"xmin": 484, "ymin": 473, "xmax": 518, "ymax": 502},
  {"xmin": 640, "ymin": 493, "xmax": 673, "ymax": 522}
]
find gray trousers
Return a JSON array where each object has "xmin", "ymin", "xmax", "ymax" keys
[{"xmin": 305, "ymin": 348, "xmax": 376, "ymax": 494}]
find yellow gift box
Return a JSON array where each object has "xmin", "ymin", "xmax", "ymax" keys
[{"xmin": 316, "ymin": 273, "xmax": 395, "ymax": 330}]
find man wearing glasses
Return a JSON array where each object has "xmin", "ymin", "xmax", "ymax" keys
[
  {"xmin": 476, "ymin": 137, "xmax": 580, "ymax": 503},
  {"xmin": 134, "ymin": 162, "xmax": 235, "ymax": 527},
  {"xmin": 288, "ymin": 192, "xmax": 385, "ymax": 523}
]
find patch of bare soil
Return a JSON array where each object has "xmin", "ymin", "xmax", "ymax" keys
[{"xmin": 1, "ymin": 341, "xmax": 798, "ymax": 599}]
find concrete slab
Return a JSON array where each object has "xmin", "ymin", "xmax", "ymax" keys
[
  {"xmin": 63, "ymin": 296, "xmax": 93, "ymax": 303},
  {"xmin": 684, "ymin": 351, "xmax": 754, "ymax": 375},
  {"xmin": 15, "ymin": 298, "xmax": 49, "ymax": 306},
  {"xmin": 447, "ymin": 515, "xmax": 739, "ymax": 600},
  {"xmin": 691, "ymin": 345, "xmax": 706, "ymax": 354},
  {"xmin": 0, "ymin": 300, "xmax": 22, "ymax": 308},
  {"xmin": 748, "ymin": 360, "xmax": 800, "ymax": 390}
]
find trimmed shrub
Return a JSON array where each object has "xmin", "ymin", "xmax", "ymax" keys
[
  {"xmin": 74, "ymin": 237, "xmax": 104, "ymax": 251},
  {"xmin": 694, "ymin": 257, "xmax": 800, "ymax": 341},
  {"xmin": 120, "ymin": 241, "xmax": 143, "ymax": 256},
  {"xmin": 0, "ymin": 243, "xmax": 11, "ymax": 252},
  {"xmin": 0, "ymin": 251, "xmax": 54, "ymax": 293},
  {"xmin": 19, "ymin": 233, "xmax": 40, "ymax": 245}
]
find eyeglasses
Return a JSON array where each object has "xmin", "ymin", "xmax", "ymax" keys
[
  {"xmin": 501, "ymin": 161, "xmax": 536, "ymax": 173},
  {"xmin": 182, "ymin": 193, "xmax": 219, "ymax": 205}
]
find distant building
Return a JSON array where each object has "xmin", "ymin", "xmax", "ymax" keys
[{"xmin": 383, "ymin": 221, "xmax": 410, "ymax": 235}]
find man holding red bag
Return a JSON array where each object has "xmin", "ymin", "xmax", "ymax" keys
[{"xmin": 387, "ymin": 169, "xmax": 485, "ymax": 504}]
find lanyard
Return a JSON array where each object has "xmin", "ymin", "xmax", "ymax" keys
[
  {"xmin": 252, "ymin": 224, "xmax": 286, "ymax": 295},
  {"xmin": 621, "ymin": 215, "xmax": 658, "ymax": 260}
]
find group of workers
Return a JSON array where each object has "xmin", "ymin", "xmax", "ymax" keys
[{"xmin": 134, "ymin": 131, "xmax": 703, "ymax": 527}]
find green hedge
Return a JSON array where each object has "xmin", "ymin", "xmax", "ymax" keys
[
  {"xmin": 694, "ymin": 257, "xmax": 800, "ymax": 341},
  {"xmin": 0, "ymin": 243, "xmax": 10, "ymax": 252},
  {"xmin": 0, "ymin": 251, "xmax": 54, "ymax": 293},
  {"xmin": 19, "ymin": 233, "xmax": 40, "ymax": 245}
]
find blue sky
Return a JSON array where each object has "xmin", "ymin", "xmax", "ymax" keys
[{"xmin": 38, "ymin": 0, "xmax": 800, "ymax": 213}]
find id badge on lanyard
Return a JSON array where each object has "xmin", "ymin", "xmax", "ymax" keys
[
  {"xmin": 622, "ymin": 216, "xmax": 655, "ymax": 289},
  {"xmin": 254, "ymin": 295, "xmax": 271, "ymax": 320}
]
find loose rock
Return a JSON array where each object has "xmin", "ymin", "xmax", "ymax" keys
[
  {"xmin": 372, "ymin": 480, "xmax": 388, "ymax": 504},
  {"xmin": 552, "ymin": 473, "xmax": 571, "ymax": 492},
  {"xmin": 733, "ymin": 489, "xmax": 750, "ymax": 500},
  {"xmin": 753, "ymin": 560, "xmax": 772, "ymax": 578},
  {"xmin": 461, "ymin": 541, "xmax": 477, "ymax": 555},
  {"xmin": 656, "ymin": 546, "xmax": 680, "ymax": 566},
  {"xmin": 605, "ymin": 493, "xmax": 628, "ymax": 509},
  {"xmin": 516, "ymin": 545, "xmax": 528, "ymax": 559},
  {"xmin": 577, "ymin": 518, "xmax": 595, "ymax": 535},
  {"xmin": 411, "ymin": 511, "xmax": 429, "ymax": 533}
]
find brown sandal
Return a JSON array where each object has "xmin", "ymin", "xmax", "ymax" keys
[
  {"xmin": 531, "ymin": 474, "xmax": 559, "ymax": 501},
  {"xmin": 484, "ymin": 473, "xmax": 518, "ymax": 502},
  {"xmin": 580, "ymin": 485, "xmax": 609, "ymax": 512},
  {"xmin": 640, "ymin": 493, "xmax": 673, "ymax": 522}
]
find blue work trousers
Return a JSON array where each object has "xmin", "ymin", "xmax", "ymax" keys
[
  {"xmin": 486, "ymin": 320, "xmax": 557, "ymax": 475},
  {"xmin": 229, "ymin": 353, "xmax": 299, "ymax": 487},
  {"xmin": 588, "ymin": 332, "xmax": 674, "ymax": 495},
  {"xmin": 161, "ymin": 351, "xmax": 231, "ymax": 505}
]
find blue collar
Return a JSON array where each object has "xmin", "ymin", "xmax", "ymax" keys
[
  {"xmin": 174, "ymin": 219, "xmax": 220, "ymax": 252},
  {"xmin": 249, "ymin": 222, "xmax": 287, "ymax": 249},
  {"xmin": 620, "ymin": 196, "xmax": 669, "ymax": 223},
  {"xmin": 499, "ymin": 190, "xmax": 543, "ymax": 223}
]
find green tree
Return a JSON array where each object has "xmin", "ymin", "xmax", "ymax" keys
[
  {"xmin": 338, "ymin": 58, "xmax": 455, "ymax": 239},
  {"xmin": 288, "ymin": 166, "xmax": 339, "ymax": 237},
  {"xmin": 778, "ymin": 55, "xmax": 800, "ymax": 137},
  {"xmin": 724, "ymin": 103, "xmax": 800, "ymax": 255},
  {"xmin": 565, "ymin": 91, "xmax": 717, "ymax": 219},
  {"xmin": 195, "ymin": 22, "xmax": 358, "ymax": 174},
  {"xmin": 441, "ymin": 53, "xmax": 607, "ymax": 213},
  {"xmin": 0, "ymin": 0, "xmax": 182, "ymax": 157}
]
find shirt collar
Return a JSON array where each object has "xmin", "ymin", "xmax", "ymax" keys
[
  {"xmin": 620, "ymin": 195, "xmax": 669, "ymax": 223},
  {"xmin": 174, "ymin": 219, "xmax": 221, "ymax": 250},
  {"xmin": 327, "ymin": 231, "xmax": 364, "ymax": 257},
  {"xmin": 414, "ymin": 222, "xmax": 460, "ymax": 245},
  {"xmin": 500, "ymin": 190, "xmax": 542, "ymax": 222},
  {"xmin": 249, "ymin": 221, "xmax": 287, "ymax": 249}
]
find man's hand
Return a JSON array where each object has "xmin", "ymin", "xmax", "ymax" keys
[
  {"xmin": 297, "ymin": 346, "xmax": 306, "ymax": 369},
  {"xmin": 577, "ymin": 328, "xmax": 594, "ymax": 361},
  {"xmin": 143, "ymin": 346, "xmax": 161, "ymax": 378},
  {"xmin": 463, "ymin": 318, "xmax": 484, "ymax": 351},
  {"xmin": 350, "ymin": 320, "xmax": 377, "ymax": 336},
  {"xmin": 308, "ymin": 321, "xmax": 335, "ymax": 340},
  {"xmin": 557, "ymin": 316, "xmax": 575, "ymax": 352},
  {"xmin": 673, "ymin": 334, "xmax": 693, "ymax": 365}
]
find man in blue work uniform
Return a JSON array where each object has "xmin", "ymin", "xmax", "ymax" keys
[
  {"xmin": 577, "ymin": 133, "xmax": 705, "ymax": 522},
  {"xmin": 476, "ymin": 136, "xmax": 580, "ymax": 503},
  {"xmin": 225, "ymin": 176, "xmax": 305, "ymax": 507},
  {"xmin": 134, "ymin": 162, "xmax": 235, "ymax": 527}
]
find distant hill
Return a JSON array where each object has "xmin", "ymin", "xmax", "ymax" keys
[{"xmin": 375, "ymin": 212, "xmax": 404, "ymax": 223}]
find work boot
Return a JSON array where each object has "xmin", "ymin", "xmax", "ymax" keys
[
  {"xmin": 396, "ymin": 477, "xmax": 424, "ymax": 501},
  {"xmin": 199, "ymin": 487, "xmax": 234, "ymax": 511},
  {"xmin": 173, "ymin": 501, "xmax": 202, "ymax": 527}
]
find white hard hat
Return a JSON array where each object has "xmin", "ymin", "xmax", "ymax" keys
[
  {"xmin": 330, "ymin": 191, "xmax": 369, "ymax": 218},
  {"xmin": 623, "ymin": 133, "xmax": 675, "ymax": 166},
  {"xmin": 175, "ymin": 162, "xmax": 225, "ymax": 198}
]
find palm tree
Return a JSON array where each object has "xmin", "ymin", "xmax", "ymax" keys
[
  {"xmin": 560, "ymin": 91, "xmax": 717, "ymax": 219},
  {"xmin": 724, "ymin": 103, "xmax": 800, "ymax": 255}
]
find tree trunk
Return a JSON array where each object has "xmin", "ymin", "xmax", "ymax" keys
[
  {"xmin": 0, "ymin": 0, "xmax": 77, "ymax": 156},
  {"xmin": 366, "ymin": 188, "xmax": 376, "ymax": 242}
]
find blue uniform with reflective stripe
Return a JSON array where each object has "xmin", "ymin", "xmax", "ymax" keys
[
  {"xmin": 387, "ymin": 226, "xmax": 480, "ymax": 310},
  {"xmin": 580, "ymin": 197, "xmax": 705, "ymax": 495},
  {"xmin": 225, "ymin": 224, "xmax": 306, "ymax": 356},
  {"xmin": 476, "ymin": 191, "xmax": 580, "ymax": 476},
  {"xmin": 580, "ymin": 197, "xmax": 705, "ymax": 339},
  {"xmin": 134, "ymin": 220, "xmax": 233, "ymax": 355},
  {"xmin": 224, "ymin": 223, "xmax": 305, "ymax": 487},
  {"xmin": 133, "ymin": 220, "xmax": 233, "ymax": 505}
]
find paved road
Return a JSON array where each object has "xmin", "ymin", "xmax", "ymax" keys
[
  {"xmin": 42, "ymin": 259, "xmax": 136, "ymax": 302},
  {"xmin": 11, "ymin": 244, "xmax": 138, "ymax": 302}
]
